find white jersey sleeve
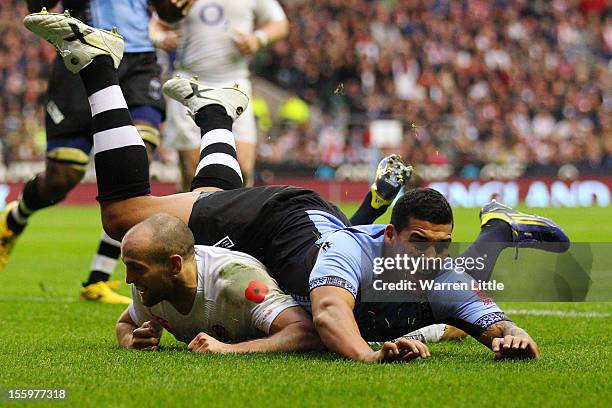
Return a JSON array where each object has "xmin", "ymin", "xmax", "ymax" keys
[
  {"xmin": 128, "ymin": 285, "xmax": 154, "ymax": 327},
  {"xmin": 254, "ymin": 0, "xmax": 287, "ymax": 24},
  {"xmin": 209, "ymin": 256, "xmax": 299, "ymax": 335},
  {"xmin": 249, "ymin": 278, "xmax": 297, "ymax": 334}
]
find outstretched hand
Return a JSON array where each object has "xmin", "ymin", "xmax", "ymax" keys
[
  {"xmin": 188, "ymin": 332, "xmax": 231, "ymax": 354},
  {"xmin": 373, "ymin": 338, "xmax": 430, "ymax": 363},
  {"xmin": 491, "ymin": 335, "xmax": 539, "ymax": 360}
]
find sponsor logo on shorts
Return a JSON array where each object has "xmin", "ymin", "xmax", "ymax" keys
[
  {"xmin": 149, "ymin": 78, "xmax": 162, "ymax": 100},
  {"xmin": 213, "ymin": 236, "xmax": 234, "ymax": 249},
  {"xmin": 46, "ymin": 101, "xmax": 65, "ymax": 125}
]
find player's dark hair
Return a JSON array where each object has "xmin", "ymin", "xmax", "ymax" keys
[
  {"xmin": 138, "ymin": 213, "xmax": 195, "ymax": 264},
  {"xmin": 390, "ymin": 188, "xmax": 453, "ymax": 232}
]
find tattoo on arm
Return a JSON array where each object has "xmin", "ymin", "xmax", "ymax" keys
[{"xmin": 479, "ymin": 321, "xmax": 527, "ymax": 347}]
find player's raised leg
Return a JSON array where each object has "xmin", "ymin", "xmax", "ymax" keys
[
  {"xmin": 349, "ymin": 154, "xmax": 413, "ymax": 225},
  {"xmin": 21, "ymin": 10, "xmax": 170, "ymax": 239},
  {"xmin": 461, "ymin": 199, "xmax": 571, "ymax": 281},
  {"xmin": 23, "ymin": 11, "xmax": 249, "ymax": 241},
  {"xmin": 162, "ymin": 75, "xmax": 248, "ymax": 192}
]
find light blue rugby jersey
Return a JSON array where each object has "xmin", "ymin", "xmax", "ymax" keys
[
  {"xmin": 307, "ymin": 213, "xmax": 509, "ymax": 341},
  {"xmin": 64, "ymin": 0, "xmax": 154, "ymax": 53}
]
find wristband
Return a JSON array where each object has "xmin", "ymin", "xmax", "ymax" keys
[{"xmin": 254, "ymin": 30, "xmax": 269, "ymax": 48}]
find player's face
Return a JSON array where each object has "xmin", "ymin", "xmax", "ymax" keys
[
  {"xmin": 123, "ymin": 255, "xmax": 173, "ymax": 307},
  {"xmin": 385, "ymin": 217, "xmax": 453, "ymax": 274}
]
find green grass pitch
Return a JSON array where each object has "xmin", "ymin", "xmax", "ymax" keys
[{"xmin": 0, "ymin": 204, "xmax": 611, "ymax": 407}]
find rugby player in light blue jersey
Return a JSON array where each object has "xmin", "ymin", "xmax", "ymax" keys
[{"xmin": 309, "ymin": 188, "xmax": 569, "ymax": 362}]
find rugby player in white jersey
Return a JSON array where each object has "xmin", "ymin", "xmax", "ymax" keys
[
  {"xmin": 151, "ymin": 0, "xmax": 289, "ymax": 189},
  {"xmin": 117, "ymin": 213, "xmax": 322, "ymax": 353}
]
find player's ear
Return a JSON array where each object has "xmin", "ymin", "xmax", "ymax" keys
[
  {"xmin": 168, "ymin": 254, "xmax": 183, "ymax": 276},
  {"xmin": 384, "ymin": 224, "xmax": 398, "ymax": 244}
]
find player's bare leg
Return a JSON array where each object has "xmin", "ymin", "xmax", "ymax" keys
[
  {"xmin": 236, "ymin": 139, "xmax": 256, "ymax": 187},
  {"xmin": 177, "ymin": 148, "xmax": 200, "ymax": 192}
]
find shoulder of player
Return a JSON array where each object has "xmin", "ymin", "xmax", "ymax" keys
[
  {"xmin": 321, "ymin": 225, "xmax": 386, "ymax": 253},
  {"xmin": 195, "ymin": 246, "xmax": 272, "ymax": 294},
  {"xmin": 194, "ymin": 245, "xmax": 265, "ymax": 268}
]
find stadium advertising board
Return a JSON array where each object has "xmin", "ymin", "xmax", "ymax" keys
[{"xmin": 0, "ymin": 177, "xmax": 610, "ymax": 207}]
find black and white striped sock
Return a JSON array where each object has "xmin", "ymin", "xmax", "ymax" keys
[
  {"xmin": 79, "ymin": 56, "xmax": 150, "ymax": 202},
  {"xmin": 85, "ymin": 231, "xmax": 121, "ymax": 285},
  {"xmin": 190, "ymin": 105, "xmax": 243, "ymax": 191}
]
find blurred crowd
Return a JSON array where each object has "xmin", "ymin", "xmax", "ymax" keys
[
  {"xmin": 0, "ymin": 1, "xmax": 52, "ymax": 164},
  {"xmin": 256, "ymin": 0, "xmax": 612, "ymax": 172},
  {"xmin": 1, "ymin": 0, "xmax": 611, "ymax": 176}
]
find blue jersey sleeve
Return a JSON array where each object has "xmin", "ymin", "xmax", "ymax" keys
[
  {"xmin": 308, "ymin": 231, "xmax": 367, "ymax": 298},
  {"xmin": 428, "ymin": 271, "xmax": 511, "ymax": 338}
]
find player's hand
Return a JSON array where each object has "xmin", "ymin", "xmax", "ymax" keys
[
  {"xmin": 188, "ymin": 332, "xmax": 231, "ymax": 354},
  {"xmin": 373, "ymin": 339, "xmax": 430, "ymax": 362},
  {"xmin": 170, "ymin": 0, "xmax": 195, "ymax": 16},
  {"xmin": 491, "ymin": 335, "xmax": 540, "ymax": 360},
  {"xmin": 232, "ymin": 31, "xmax": 260, "ymax": 55},
  {"xmin": 152, "ymin": 30, "xmax": 182, "ymax": 52},
  {"xmin": 131, "ymin": 321, "xmax": 162, "ymax": 351}
]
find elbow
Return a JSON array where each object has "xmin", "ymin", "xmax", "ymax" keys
[
  {"xmin": 291, "ymin": 320, "xmax": 325, "ymax": 352},
  {"xmin": 100, "ymin": 201, "xmax": 133, "ymax": 241},
  {"xmin": 115, "ymin": 322, "xmax": 130, "ymax": 348}
]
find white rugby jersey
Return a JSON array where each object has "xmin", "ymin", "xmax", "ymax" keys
[
  {"xmin": 128, "ymin": 245, "xmax": 298, "ymax": 344},
  {"xmin": 174, "ymin": 0, "xmax": 286, "ymax": 82}
]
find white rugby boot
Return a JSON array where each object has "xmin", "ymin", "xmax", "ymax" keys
[
  {"xmin": 23, "ymin": 8, "xmax": 124, "ymax": 74},
  {"xmin": 163, "ymin": 74, "xmax": 249, "ymax": 121}
]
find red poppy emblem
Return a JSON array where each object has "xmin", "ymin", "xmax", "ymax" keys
[{"xmin": 245, "ymin": 280, "xmax": 269, "ymax": 303}]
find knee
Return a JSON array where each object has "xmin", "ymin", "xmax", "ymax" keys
[
  {"xmin": 41, "ymin": 163, "xmax": 85, "ymax": 200},
  {"xmin": 100, "ymin": 202, "xmax": 132, "ymax": 241}
]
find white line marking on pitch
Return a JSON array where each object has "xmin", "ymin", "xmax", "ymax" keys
[
  {"xmin": 0, "ymin": 295, "xmax": 79, "ymax": 303},
  {"xmin": 506, "ymin": 309, "xmax": 610, "ymax": 318},
  {"xmin": 0, "ymin": 299, "xmax": 608, "ymax": 318}
]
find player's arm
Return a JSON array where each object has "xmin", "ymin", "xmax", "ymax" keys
[
  {"xmin": 116, "ymin": 307, "xmax": 163, "ymax": 351},
  {"xmin": 254, "ymin": 18, "xmax": 289, "ymax": 45},
  {"xmin": 233, "ymin": 19, "xmax": 288, "ymax": 55},
  {"xmin": 150, "ymin": 0, "xmax": 193, "ymax": 23},
  {"xmin": 311, "ymin": 286, "xmax": 429, "ymax": 362},
  {"xmin": 433, "ymin": 272, "xmax": 539, "ymax": 360},
  {"xmin": 188, "ymin": 306, "xmax": 323, "ymax": 354},
  {"xmin": 478, "ymin": 320, "xmax": 539, "ymax": 360},
  {"xmin": 25, "ymin": 0, "xmax": 60, "ymax": 13},
  {"xmin": 233, "ymin": 0, "xmax": 289, "ymax": 55}
]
